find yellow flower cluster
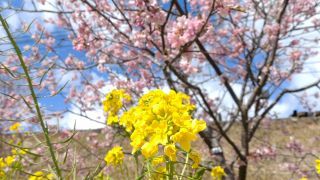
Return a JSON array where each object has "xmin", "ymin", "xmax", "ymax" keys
[
  {"xmin": 104, "ymin": 146, "xmax": 124, "ymax": 166},
  {"xmin": 0, "ymin": 155, "xmax": 16, "ymax": 177},
  {"xmin": 11, "ymin": 148, "xmax": 27, "ymax": 155},
  {"xmin": 0, "ymin": 147, "xmax": 29, "ymax": 177},
  {"xmin": 28, "ymin": 171, "xmax": 54, "ymax": 180},
  {"xmin": 0, "ymin": 147, "xmax": 51, "ymax": 179},
  {"xmin": 103, "ymin": 89, "xmax": 206, "ymax": 165},
  {"xmin": 9, "ymin": 122, "xmax": 21, "ymax": 131},
  {"xmin": 211, "ymin": 166, "xmax": 226, "ymax": 180},
  {"xmin": 102, "ymin": 89, "xmax": 131, "ymax": 125},
  {"xmin": 316, "ymin": 159, "xmax": 320, "ymax": 174},
  {"xmin": 0, "ymin": 155, "xmax": 16, "ymax": 168}
]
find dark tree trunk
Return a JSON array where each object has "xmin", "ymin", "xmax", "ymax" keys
[
  {"xmin": 238, "ymin": 163, "xmax": 248, "ymax": 180},
  {"xmin": 200, "ymin": 127, "xmax": 235, "ymax": 180},
  {"xmin": 239, "ymin": 112, "xmax": 249, "ymax": 180}
]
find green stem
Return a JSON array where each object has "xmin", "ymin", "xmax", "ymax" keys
[
  {"xmin": 134, "ymin": 154, "xmax": 139, "ymax": 178},
  {"xmin": 168, "ymin": 161, "xmax": 174, "ymax": 180},
  {"xmin": 179, "ymin": 153, "xmax": 189, "ymax": 180},
  {"xmin": 0, "ymin": 15, "xmax": 62, "ymax": 179},
  {"xmin": 147, "ymin": 160, "xmax": 152, "ymax": 179},
  {"xmin": 120, "ymin": 164, "xmax": 125, "ymax": 180}
]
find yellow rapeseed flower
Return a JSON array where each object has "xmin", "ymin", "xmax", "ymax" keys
[
  {"xmin": 211, "ymin": 166, "xmax": 226, "ymax": 180},
  {"xmin": 104, "ymin": 146, "xmax": 124, "ymax": 166},
  {"xmin": 9, "ymin": 122, "xmax": 21, "ymax": 131},
  {"xmin": 171, "ymin": 128, "xmax": 196, "ymax": 151},
  {"xmin": 152, "ymin": 156, "xmax": 164, "ymax": 167},
  {"xmin": 189, "ymin": 150, "xmax": 201, "ymax": 169},
  {"xmin": 103, "ymin": 89, "xmax": 131, "ymax": 125},
  {"xmin": 191, "ymin": 119, "xmax": 207, "ymax": 134},
  {"xmin": 28, "ymin": 171, "xmax": 54, "ymax": 180},
  {"xmin": 0, "ymin": 155, "xmax": 16, "ymax": 168},
  {"xmin": 141, "ymin": 142, "xmax": 158, "ymax": 158},
  {"xmin": 4, "ymin": 155, "xmax": 15, "ymax": 166},
  {"xmin": 0, "ymin": 158, "xmax": 5, "ymax": 168},
  {"xmin": 316, "ymin": 159, "xmax": 320, "ymax": 174},
  {"xmin": 164, "ymin": 144, "xmax": 177, "ymax": 161},
  {"xmin": 106, "ymin": 115, "xmax": 118, "ymax": 125},
  {"xmin": 130, "ymin": 129, "xmax": 146, "ymax": 153}
]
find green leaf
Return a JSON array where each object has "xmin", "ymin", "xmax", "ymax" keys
[{"xmin": 193, "ymin": 168, "xmax": 206, "ymax": 180}]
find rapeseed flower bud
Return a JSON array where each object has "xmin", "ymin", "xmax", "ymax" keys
[{"xmin": 189, "ymin": 150, "xmax": 201, "ymax": 169}]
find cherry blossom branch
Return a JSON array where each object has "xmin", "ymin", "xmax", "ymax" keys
[{"xmin": 249, "ymin": 79, "xmax": 320, "ymax": 141}]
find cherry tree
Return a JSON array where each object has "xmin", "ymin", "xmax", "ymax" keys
[{"xmin": 2, "ymin": 0, "xmax": 320, "ymax": 179}]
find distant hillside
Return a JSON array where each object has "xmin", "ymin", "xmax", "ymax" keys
[{"xmin": 0, "ymin": 117, "xmax": 319, "ymax": 179}]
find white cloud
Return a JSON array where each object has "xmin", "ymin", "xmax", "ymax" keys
[
  {"xmin": 59, "ymin": 72, "xmax": 111, "ymax": 129},
  {"xmin": 1, "ymin": 0, "xmax": 59, "ymax": 33},
  {"xmin": 271, "ymin": 94, "xmax": 298, "ymax": 118},
  {"xmin": 62, "ymin": 103, "xmax": 106, "ymax": 130}
]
